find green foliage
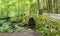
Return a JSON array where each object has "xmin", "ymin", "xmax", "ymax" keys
[
  {"xmin": 0, "ymin": 0, "xmax": 38, "ymax": 19},
  {"xmin": 22, "ymin": 14, "xmax": 36, "ymax": 25},
  {"xmin": 10, "ymin": 16, "xmax": 18, "ymax": 22},
  {"xmin": 0, "ymin": 20, "xmax": 26, "ymax": 32},
  {"xmin": 22, "ymin": 14, "xmax": 60, "ymax": 36},
  {"xmin": 36, "ymin": 16, "xmax": 60, "ymax": 36},
  {"xmin": 0, "ymin": 21, "xmax": 13, "ymax": 32},
  {"xmin": 15, "ymin": 26, "xmax": 26, "ymax": 32}
]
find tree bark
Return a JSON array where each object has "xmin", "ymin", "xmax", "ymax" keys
[
  {"xmin": 37, "ymin": 0, "xmax": 42, "ymax": 15},
  {"xmin": 47, "ymin": 0, "xmax": 52, "ymax": 13}
]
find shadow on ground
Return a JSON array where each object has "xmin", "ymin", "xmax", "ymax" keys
[{"xmin": 0, "ymin": 30, "xmax": 40, "ymax": 36}]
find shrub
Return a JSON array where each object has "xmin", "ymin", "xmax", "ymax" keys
[
  {"xmin": 0, "ymin": 22, "xmax": 13, "ymax": 32},
  {"xmin": 22, "ymin": 14, "xmax": 60, "ymax": 36}
]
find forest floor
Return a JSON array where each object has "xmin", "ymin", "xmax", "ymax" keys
[{"xmin": 0, "ymin": 30, "xmax": 40, "ymax": 36}]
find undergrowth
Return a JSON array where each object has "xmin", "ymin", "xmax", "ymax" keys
[{"xmin": 22, "ymin": 14, "xmax": 60, "ymax": 36}]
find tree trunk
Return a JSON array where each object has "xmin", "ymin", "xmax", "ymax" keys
[
  {"xmin": 37, "ymin": 0, "xmax": 42, "ymax": 15},
  {"xmin": 55, "ymin": 0, "xmax": 58, "ymax": 14},
  {"xmin": 47, "ymin": 0, "xmax": 52, "ymax": 13}
]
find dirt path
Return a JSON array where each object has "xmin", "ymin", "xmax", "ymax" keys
[
  {"xmin": 0, "ymin": 30, "xmax": 40, "ymax": 36},
  {"xmin": 43, "ymin": 13, "xmax": 60, "ymax": 20}
]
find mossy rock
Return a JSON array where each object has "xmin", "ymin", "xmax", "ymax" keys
[
  {"xmin": 22, "ymin": 14, "xmax": 60, "ymax": 36},
  {"xmin": 22, "ymin": 14, "xmax": 49, "ymax": 28}
]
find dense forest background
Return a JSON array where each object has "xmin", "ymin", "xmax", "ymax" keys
[{"xmin": 0, "ymin": 0, "xmax": 60, "ymax": 19}]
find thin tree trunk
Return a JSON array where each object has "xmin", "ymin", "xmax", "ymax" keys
[
  {"xmin": 54, "ymin": 0, "xmax": 58, "ymax": 14},
  {"xmin": 48, "ymin": 0, "xmax": 52, "ymax": 13},
  {"xmin": 55, "ymin": 0, "xmax": 58, "ymax": 14},
  {"xmin": 37, "ymin": 0, "xmax": 42, "ymax": 15}
]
